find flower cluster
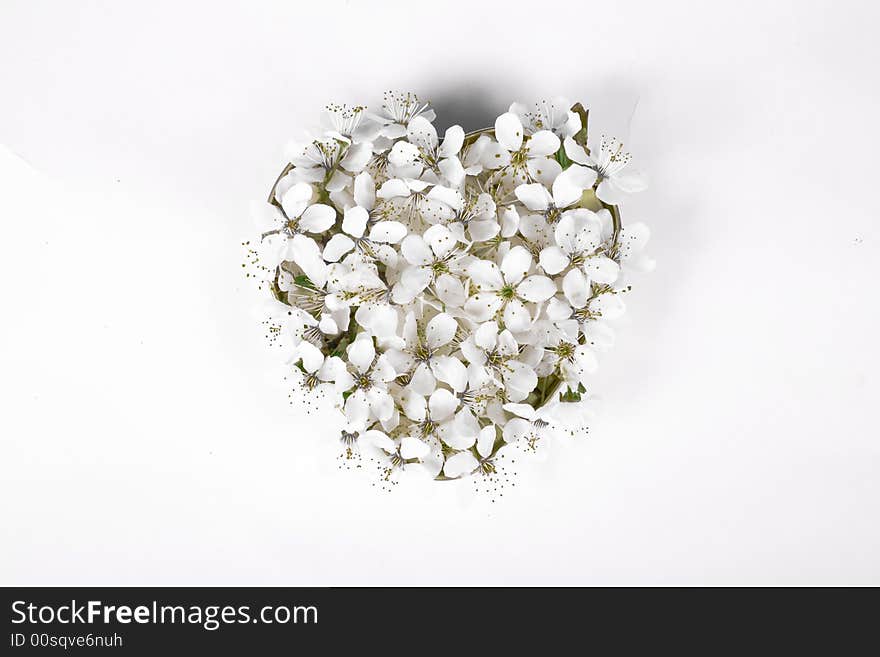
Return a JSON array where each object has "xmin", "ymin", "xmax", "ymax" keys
[{"xmin": 250, "ymin": 92, "xmax": 653, "ymax": 482}]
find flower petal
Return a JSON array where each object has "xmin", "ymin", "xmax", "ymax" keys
[
  {"xmin": 583, "ymin": 320, "xmax": 616, "ymax": 351},
  {"xmin": 502, "ymin": 417, "xmax": 532, "ymax": 443},
  {"xmin": 431, "ymin": 355, "xmax": 468, "ymax": 392},
  {"xmin": 435, "ymin": 273, "xmax": 466, "ymax": 308},
  {"xmin": 280, "ymin": 182, "xmax": 313, "ymax": 219},
  {"xmin": 297, "ymin": 341, "xmax": 324, "ymax": 374},
  {"xmin": 467, "ymin": 259, "xmax": 504, "ymax": 291},
  {"xmin": 429, "ymin": 388, "xmax": 459, "ymax": 422},
  {"xmin": 500, "ymin": 205, "xmax": 519, "ymax": 238},
  {"xmin": 443, "ymin": 451, "xmax": 479, "ymax": 478},
  {"xmin": 401, "ymin": 388, "xmax": 427, "ymax": 422},
  {"xmin": 503, "ymin": 402, "xmax": 538, "ymax": 420},
  {"xmin": 480, "ymin": 141, "xmax": 512, "ymax": 169},
  {"xmin": 299, "ymin": 203, "xmax": 336, "ymax": 233},
  {"xmin": 503, "ymin": 298, "xmax": 531, "ymax": 332},
  {"xmin": 546, "ymin": 296, "xmax": 571, "ymax": 321},
  {"xmin": 367, "ymin": 388, "xmax": 395, "ymax": 422},
  {"xmin": 503, "ymin": 360, "xmax": 538, "ymax": 401},
  {"xmin": 574, "ymin": 344, "xmax": 598, "ymax": 374},
  {"xmin": 562, "ymin": 268, "xmax": 589, "ymax": 309},
  {"xmin": 424, "ymin": 223, "xmax": 457, "ymax": 257},
  {"xmin": 518, "ymin": 214, "xmax": 552, "ymax": 245},
  {"xmin": 407, "ymin": 115, "xmax": 439, "ymax": 152},
  {"xmin": 342, "ymin": 205, "xmax": 369, "ymax": 238},
  {"xmin": 583, "ymin": 255, "xmax": 620, "ymax": 285},
  {"xmin": 495, "ymin": 112, "xmax": 524, "ymax": 152},
  {"xmin": 395, "ymin": 266, "xmax": 432, "ymax": 299},
  {"xmin": 388, "ymin": 140, "xmax": 421, "ymax": 168},
  {"xmin": 289, "ymin": 234, "xmax": 327, "ymax": 288},
  {"xmin": 501, "ymin": 245, "xmax": 533, "ymax": 286},
  {"xmin": 474, "ymin": 321, "xmax": 499, "ymax": 350},
  {"xmin": 527, "ymin": 157, "xmax": 562, "ymax": 188},
  {"xmin": 527, "ymin": 130, "xmax": 561, "ymax": 157},
  {"xmin": 517, "ymin": 275, "xmax": 556, "ymax": 302},
  {"xmin": 322, "ymin": 233, "xmax": 355, "ymax": 262},
  {"xmin": 426, "ymin": 185, "xmax": 464, "ymax": 212},
  {"xmin": 591, "ymin": 292, "xmax": 625, "ymax": 320},
  {"xmin": 476, "ymin": 426, "xmax": 496, "ymax": 459},
  {"xmin": 426, "ymin": 313, "xmax": 458, "ymax": 349},
  {"xmin": 563, "ymin": 136, "xmax": 591, "ymax": 165},
  {"xmin": 539, "ymin": 246, "xmax": 569, "ymax": 275},
  {"xmin": 514, "ymin": 183, "xmax": 551, "ymax": 211},
  {"xmin": 377, "ymin": 178, "xmax": 412, "ymax": 199},
  {"xmin": 438, "ymin": 125, "xmax": 465, "ymax": 157},
  {"xmin": 373, "ymin": 353, "xmax": 398, "ymax": 382},
  {"xmin": 438, "ymin": 156, "xmax": 465, "ymax": 187},
  {"xmin": 346, "ymin": 333, "xmax": 375, "ymax": 373},
  {"xmin": 468, "ymin": 218, "xmax": 500, "ymax": 242},
  {"xmin": 409, "ymin": 362, "xmax": 437, "ymax": 396},
  {"xmin": 400, "ymin": 436, "xmax": 430, "ymax": 460},
  {"xmin": 464, "ymin": 293, "xmax": 503, "ymax": 322},
  {"xmin": 362, "ymin": 429, "xmax": 396, "ymax": 452},
  {"xmin": 613, "ymin": 169, "xmax": 647, "ymax": 193},
  {"xmin": 552, "ymin": 164, "xmax": 596, "ymax": 208},
  {"xmin": 340, "ymin": 142, "xmax": 373, "ymax": 172},
  {"xmin": 344, "ymin": 390, "xmax": 370, "ymax": 425},
  {"xmin": 354, "ymin": 171, "xmax": 376, "ymax": 209},
  {"xmin": 369, "ymin": 221, "xmax": 407, "ymax": 244},
  {"xmin": 401, "ymin": 234, "xmax": 433, "ymax": 266}
]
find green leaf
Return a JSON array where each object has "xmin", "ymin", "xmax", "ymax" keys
[
  {"xmin": 555, "ymin": 145, "xmax": 572, "ymax": 170},
  {"xmin": 570, "ymin": 102, "xmax": 590, "ymax": 152},
  {"xmin": 559, "ymin": 387, "xmax": 582, "ymax": 403}
]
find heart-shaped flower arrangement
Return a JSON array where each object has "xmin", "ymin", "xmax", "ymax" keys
[{"xmin": 249, "ymin": 92, "xmax": 653, "ymax": 483}]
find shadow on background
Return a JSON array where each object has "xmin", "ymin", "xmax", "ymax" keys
[{"xmin": 421, "ymin": 78, "xmax": 515, "ymax": 133}]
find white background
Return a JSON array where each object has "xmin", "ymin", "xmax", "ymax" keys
[{"xmin": 1, "ymin": 0, "xmax": 878, "ymax": 585}]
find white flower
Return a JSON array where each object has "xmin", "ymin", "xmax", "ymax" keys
[
  {"xmin": 377, "ymin": 177, "xmax": 462, "ymax": 229},
  {"xmin": 251, "ymin": 182, "xmax": 335, "ymax": 287},
  {"xmin": 459, "ymin": 321, "xmax": 537, "ymax": 402},
  {"xmin": 508, "ymin": 97, "xmax": 581, "ymax": 138},
  {"xmin": 501, "ymin": 402, "xmax": 557, "ymax": 443},
  {"xmin": 545, "ymin": 268, "xmax": 626, "ymax": 347},
  {"xmin": 339, "ymin": 333, "xmax": 398, "ymax": 425},
  {"xmin": 514, "ymin": 163, "xmax": 597, "ymax": 220},
  {"xmin": 560, "ymin": 268, "xmax": 626, "ymax": 321},
  {"xmin": 321, "ymin": 103, "xmax": 380, "ymax": 142},
  {"xmin": 388, "ymin": 116, "xmax": 466, "ymax": 186},
  {"xmin": 368, "ymin": 91, "xmax": 436, "ymax": 139},
  {"xmin": 447, "ymin": 191, "xmax": 498, "ymax": 244},
  {"xmin": 391, "ymin": 224, "xmax": 465, "ymax": 304},
  {"xmin": 464, "ymin": 246, "xmax": 557, "ymax": 332},
  {"xmin": 359, "ymin": 428, "xmax": 433, "ymax": 477},
  {"xmin": 564, "ymin": 135, "xmax": 647, "ymax": 205},
  {"xmin": 252, "ymin": 94, "xmax": 653, "ymax": 482},
  {"xmin": 384, "ymin": 312, "xmax": 467, "ymax": 396},
  {"xmin": 294, "ymin": 341, "xmax": 347, "ymax": 395},
  {"xmin": 482, "ymin": 112, "xmax": 562, "ymax": 187},
  {"xmin": 542, "ymin": 334, "xmax": 598, "ymax": 392},
  {"xmin": 501, "ymin": 399, "xmax": 590, "ymax": 451},
  {"xmin": 287, "ymin": 277, "xmax": 351, "ymax": 336},
  {"xmin": 322, "ymin": 204, "xmax": 406, "ymax": 265},
  {"xmin": 442, "ymin": 426, "xmax": 497, "ymax": 478},
  {"xmin": 349, "ymin": 287, "xmax": 399, "ymax": 339},
  {"xmin": 286, "ymin": 136, "xmax": 373, "ymax": 192},
  {"xmin": 537, "ymin": 208, "xmax": 619, "ymax": 283},
  {"xmin": 401, "ymin": 387, "xmax": 459, "ymax": 441}
]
